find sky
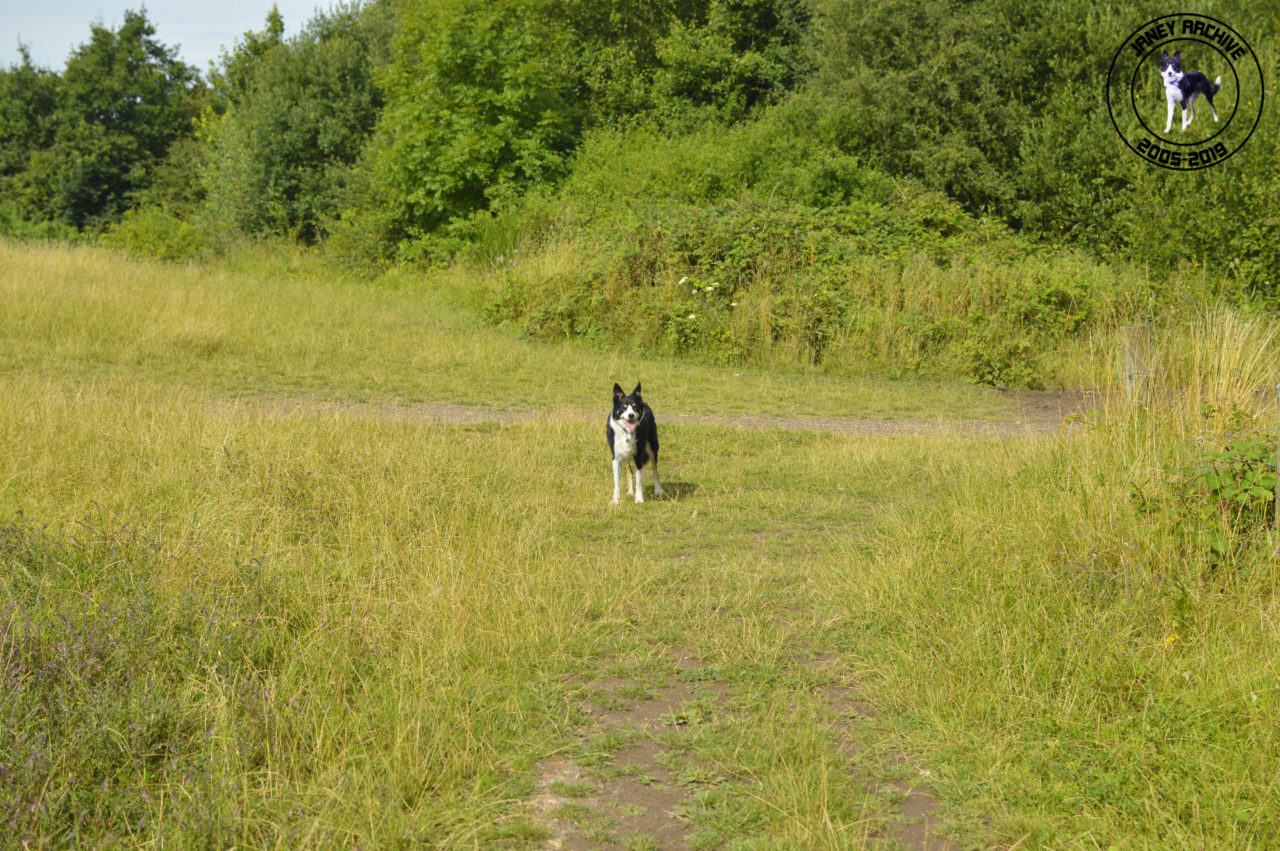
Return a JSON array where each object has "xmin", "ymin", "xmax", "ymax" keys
[{"xmin": 3, "ymin": 1, "xmax": 324, "ymax": 75}]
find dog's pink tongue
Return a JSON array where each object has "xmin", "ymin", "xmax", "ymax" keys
[{"xmin": 625, "ymin": 421, "xmax": 637, "ymax": 431}]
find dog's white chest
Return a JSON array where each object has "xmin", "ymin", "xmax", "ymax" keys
[{"xmin": 609, "ymin": 417, "xmax": 638, "ymax": 458}]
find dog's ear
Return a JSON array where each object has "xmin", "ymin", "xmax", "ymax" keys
[
  {"xmin": 613, "ymin": 383, "xmax": 624, "ymax": 401},
  {"xmin": 1173, "ymin": 51, "xmax": 1180, "ymax": 62},
  {"xmin": 632, "ymin": 382, "xmax": 642, "ymax": 398},
  {"xmin": 1162, "ymin": 49, "xmax": 1168, "ymax": 59}
]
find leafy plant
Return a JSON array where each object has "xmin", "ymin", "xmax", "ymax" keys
[
  {"xmin": 1142, "ymin": 420, "xmax": 1278, "ymax": 569},
  {"xmin": 101, "ymin": 205, "xmax": 203, "ymax": 261},
  {"xmin": 1190, "ymin": 432, "xmax": 1277, "ymax": 563},
  {"xmin": 202, "ymin": 3, "xmax": 392, "ymax": 241}
]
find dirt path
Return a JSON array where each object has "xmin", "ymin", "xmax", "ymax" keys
[{"xmin": 243, "ymin": 389, "xmax": 1100, "ymax": 437}]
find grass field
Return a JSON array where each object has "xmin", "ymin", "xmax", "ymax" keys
[{"xmin": 3, "ymin": 239, "xmax": 1280, "ymax": 848}]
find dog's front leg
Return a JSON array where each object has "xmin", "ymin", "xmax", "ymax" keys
[
  {"xmin": 612, "ymin": 456, "xmax": 624, "ymax": 504},
  {"xmin": 1165, "ymin": 96, "xmax": 1175, "ymax": 133}
]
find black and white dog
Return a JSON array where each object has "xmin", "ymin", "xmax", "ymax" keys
[
  {"xmin": 1160, "ymin": 50, "xmax": 1221, "ymax": 133},
  {"xmin": 607, "ymin": 382, "xmax": 664, "ymax": 504}
]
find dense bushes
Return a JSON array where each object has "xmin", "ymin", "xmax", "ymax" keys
[
  {"xmin": 478, "ymin": 191, "xmax": 1160, "ymax": 385},
  {"xmin": 462, "ymin": 0, "xmax": 1280, "ymax": 382},
  {"xmin": 367, "ymin": 0, "xmax": 811, "ymax": 251}
]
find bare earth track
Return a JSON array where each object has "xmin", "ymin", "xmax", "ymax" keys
[{"xmin": 250, "ymin": 389, "xmax": 1099, "ymax": 438}]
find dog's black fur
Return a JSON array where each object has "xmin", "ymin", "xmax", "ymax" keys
[{"xmin": 606, "ymin": 382, "xmax": 663, "ymax": 504}]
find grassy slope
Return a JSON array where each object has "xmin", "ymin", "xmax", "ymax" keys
[
  {"xmin": 0, "ymin": 240, "xmax": 1036, "ymax": 422},
  {"xmin": 3, "ymin": 240, "xmax": 1280, "ymax": 847}
]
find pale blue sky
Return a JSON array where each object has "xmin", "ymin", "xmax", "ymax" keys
[{"xmin": 3, "ymin": 1, "xmax": 325, "ymax": 74}]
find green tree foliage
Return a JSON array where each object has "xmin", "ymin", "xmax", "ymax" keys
[
  {"xmin": 794, "ymin": 0, "xmax": 1280, "ymax": 297},
  {"xmin": 802, "ymin": 0, "xmax": 1128, "ymax": 216},
  {"xmin": 529, "ymin": 0, "xmax": 1278, "ymax": 297},
  {"xmin": 16, "ymin": 10, "xmax": 202, "ymax": 228},
  {"xmin": 372, "ymin": 0, "xmax": 579, "ymax": 246},
  {"xmin": 0, "ymin": 48, "xmax": 61, "ymax": 211},
  {"xmin": 368, "ymin": 0, "xmax": 811, "ymax": 251},
  {"xmin": 207, "ymin": 5, "xmax": 286, "ymax": 106},
  {"xmin": 650, "ymin": 0, "xmax": 811, "ymax": 125},
  {"xmin": 203, "ymin": 2, "xmax": 392, "ymax": 240}
]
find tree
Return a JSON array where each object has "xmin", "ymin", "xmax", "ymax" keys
[
  {"xmin": 650, "ymin": 0, "xmax": 812, "ymax": 125},
  {"xmin": 372, "ymin": 0, "xmax": 582, "ymax": 244},
  {"xmin": 0, "ymin": 46, "xmax": 61, "ymax": 209},
  {"xmin": 207, "ymin": 5, "xmax": 286, "ymax": 108},
  {"xmin": 22, "ymin": 9, "xmax": 201, "ymax": 228},
  {"xmin": 203, "ymin": 2, "xmax": 393, "ymax": 240},
  {"xmin": 369, "ymin": 0, "xmax": 812, "ymax": 249}
]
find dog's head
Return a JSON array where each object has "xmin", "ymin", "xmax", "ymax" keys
[
  {"xmin": 1160, "ymin": 50, "xmax": 1183, "ymax": 84},
  {"xmin": 611, "ymin": 382, "xmax": 644, "ymax": 432}
]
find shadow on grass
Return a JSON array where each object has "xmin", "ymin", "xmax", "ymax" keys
[{"xmin": 657, "ymin": 480, "xmax": 698, "ymax": 500}]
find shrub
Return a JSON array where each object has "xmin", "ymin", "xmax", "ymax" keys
[
  {"xmin": 100, "ymin": 206, "xmax": 203, "ymax": 261},
  {"xmin": 1138, "ymin": 412, "xmax": 1278, "ymax": 572}
]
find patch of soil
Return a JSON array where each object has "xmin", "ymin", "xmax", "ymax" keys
[
  {"xmin": 823, "ymin": 686, "xmax": 958, "ymax": 851},
  {"xmin": 529, "ymin": 672, "xmax": 718, "ymax": 850},
  {"xmin": 526, "ymin": 650, "xmax": 958, "ymax": 850},
  {"xmin": 810, "ymin": 654, "xmax": 960, "ymax": 851},
  {"xmin": 1008, "ymin": 388, "xmax": 1105, "ymax": 423}
]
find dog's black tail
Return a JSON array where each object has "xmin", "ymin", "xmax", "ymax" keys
[{"xmin": 1212, "ymin": 76, "xmax": 1222, "ymax": 96}]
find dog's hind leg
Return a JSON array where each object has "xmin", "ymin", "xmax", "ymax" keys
[
  {"xmin": 651, "ymin": 458, "xmax": 665, "ymax": 498},
  {"xmin": 634, "ymin": 466, "xmax": 645, "ymax": 503}
]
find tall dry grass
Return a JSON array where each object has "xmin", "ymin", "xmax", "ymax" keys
[{"xmin": 829, "ymin": 301, "xmax": 1280, "ymax": 846}]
